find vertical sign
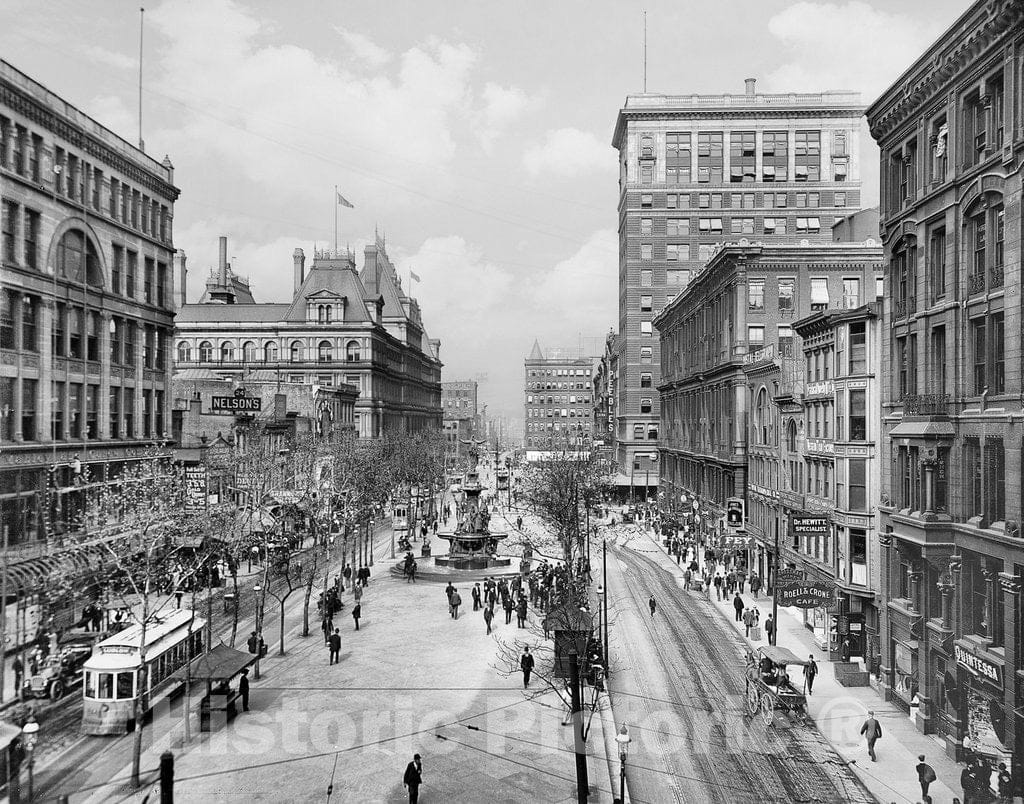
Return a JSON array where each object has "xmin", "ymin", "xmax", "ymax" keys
[{"xmin": 185, "ymin": 466, "xmax": 208, "ymax": 514}]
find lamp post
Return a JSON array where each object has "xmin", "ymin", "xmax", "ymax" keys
[
  {"xmin": 253, "ymin": 583, "xmax": 265, "ymax": 680},
  {"xmin": 368, "ymin": 517, "xmax": 375, "ymax": 567},
  {"xmin": 596, "ymin": 583, "xmax": 607, "ymax": 677},
  {"xmin": 22, "ymin": 714, "xmax": 39, "ymax": 801},
  {"xmin": 615, "ymin": 724, "xmax": 630, "ymax": 804}
]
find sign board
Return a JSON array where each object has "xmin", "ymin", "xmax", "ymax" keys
[
  {"xmin": 954, "ymin": 643, "xmax": 1002, "ymax": 687},
  {"xmin": 185, "ymin": 466, "xmax": 209, "ymax": 514},
  {"xmin": 725, "ymin": 497, "xmax": 744, "ymax": 529},
  {"xmin": 777, "ymin": 580, "xmax": 835, "ymax": 608},
  {"xmin": 211, "ymin": 387, "xmax": 262, "ymax": 413},
  {"xmin": 777, "ymin": 567, "xmax": 804, "ymax": 582},
  {"xmin": 791, "ymin": 516, "xmax": 829, "ymax": 535}
]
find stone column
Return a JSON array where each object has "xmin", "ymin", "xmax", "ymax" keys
[
  {"xmin": 38, "ymin": 299, "xmax": 53, "ymax": 442},
  {"xmin": 909, "ymin": 569, "xmax": 923, "ymax": 613},
  {"xmin": 99, "ymin": 312, "xmax": 112, "ymax": 439},
  {"xmin": 938, "ymin": 580, "xmax": 955, "ymax": 630}
]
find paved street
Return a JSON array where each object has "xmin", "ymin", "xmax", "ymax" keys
[{"xmin": 602, "ymin": 523, "xmax": 873, "ymax": 804}]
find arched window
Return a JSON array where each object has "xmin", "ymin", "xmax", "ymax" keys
[
  {"xmin": 243, "ymin": 341, "xmax": 258, "ymax": 363},
  {"xmin": 56, "ymin": 229, "xmax": 102, "ymax": 286},
  {"xmin": 786, "ymin": 419, "xmax": 798, "ymax": 452},
  {"xmin": 345, "ymin": 340, "xmax": 360, "ymax": 362},
  {"xmin": 290, "ymin": 340, "xmax": 304, "ymax": 363},
  {"xmin": 318, "ymin": 340, "xmax": 332, "ymax": 363},
  {"xmin": 220, "ymin": 341, "xmax": 235, "ymax": 362},
  {"xmin": 176, "ymin": 342, "xmax": 192, "ymax": 363},
  {"xmin": 755, "ymin": 388, "xmax": 769, "ymax": 445},
  {"xmin": 199, "ymin": 340, "xmax": 213, "ymax": 362},
  {"xmin": 264, "ymin": 342, "xmax": 279, "ymax": 362}
]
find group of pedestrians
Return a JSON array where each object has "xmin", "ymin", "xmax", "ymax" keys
[{"xmin": 450, "ymin": 575, "xmax": 532, "ymax": 635}]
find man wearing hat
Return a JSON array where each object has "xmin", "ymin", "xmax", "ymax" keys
[
  {"xmin": 403, "ymin": 753, "xmax": 423, "ymax": 803},
  {"xmin": 915, "ymin": 754, "xmax": 936, "ymax": 802}
]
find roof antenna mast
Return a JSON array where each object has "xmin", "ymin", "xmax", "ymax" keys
[
  {"xmin": 643, "ymin": 10, "xmax": 648, "ymax": 93},
  {"xmin": 138, "ymin": 7, "xmax": 145, "ymax": 150}
]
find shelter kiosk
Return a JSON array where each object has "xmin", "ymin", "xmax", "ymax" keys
[{"xmin": 183, "ymin": 643, "xmax": 257, "ymax": 731}]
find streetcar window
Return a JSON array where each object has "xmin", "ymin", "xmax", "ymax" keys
[
  {"xmin": 97, "ymin": 672, "xmax": 114, "ymax": 699},
  {"xmin": 84, "ymin": 671, "xmax": 95, "ymax": 698},
  {"xmin": 116, "ymin": 671, "xmax": 134, "ymax": 700}
]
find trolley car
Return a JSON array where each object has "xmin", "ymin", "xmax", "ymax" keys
[
  {"xmin": 745, "ymin": 645, "xmax": 810, "ymax": 726},
  {"xmin": 82, "ymin": 608, "xmax": 205, "ymax": 735},
  {"xmin": 495, "ymin": 469, "xmax": 510, "ymax": 492}
]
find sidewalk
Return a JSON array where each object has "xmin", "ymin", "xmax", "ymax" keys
[
  {"xmin": 63, "ymin": 516, "xmax": 616, "ymax": 803},
  {"xmin": 642, "ymin": 525, "xmax": 963, "ymax": 804}
]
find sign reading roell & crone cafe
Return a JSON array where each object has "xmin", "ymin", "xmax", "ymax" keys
[
  {"xmin": 954, "ymin": 643, "xmax": 1002, "ymax": 686},
  {"xmin": 777, "ymin": 581, "xmax": 835, "ymax": 608}
]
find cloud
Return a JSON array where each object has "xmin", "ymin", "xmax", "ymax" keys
[
  {"xmin": 531, "ymin": 229, "xmax": 617, "ymax": 331},
  {"xmin": 523, "ymin": 128, "xmax": 613, "ymax": 179},
  {"xmin": 764, "ymin": 2, "xmax": 944, "ymax": 98},
  {"xmin": 88, "ymin": 95, "xmax": 136, "ymax": 144},
  {"xmin": 474, "ymin": 82, "xmax": 535, "ymax": 151},
  {"xmin": 333, "ymin": 27, "xmax": 391, "ymax": 69},
  {"xmin": 83, "ymin": 46, "xmax": 136, "ymax": 72}
]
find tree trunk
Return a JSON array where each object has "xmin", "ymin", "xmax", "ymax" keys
[
  {"xmin": 228, "ymin": 572, "xmax": 239, "ymax": 648},
  {"xmin": 279, "ymin": 598, "xmax": 286, "ymax": 655}
]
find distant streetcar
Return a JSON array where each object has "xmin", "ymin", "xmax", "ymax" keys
[
  {"xmin": 82, "ymin": 609, "xmax": 205, "ymax": 735},
  {"xmin": 495, "ymin": 469, "xmax": 510, "ymax": 491}
]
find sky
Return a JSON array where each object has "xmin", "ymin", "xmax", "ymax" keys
[{"xmin": 2, "ymin": 0, "xmax": 971, "ymax": 420}]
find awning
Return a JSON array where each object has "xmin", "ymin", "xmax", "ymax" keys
[
  {"xmin": 176, "ymin": 643, "xmax": 256, "ymax": 683},
  {"xmin": 610, "ymin": 473, "xmax": 659, "ymax": 487},
  {"xmin": 2, "ymin": 545, "xmax": 111, "ymax": 595},
  {"xmin": 889, "ymin": 420, "xmax": 956, "ymax": 438},
  {"xmin": 757, "ymin": 645, "xmax": 808, "ymax": 667}
]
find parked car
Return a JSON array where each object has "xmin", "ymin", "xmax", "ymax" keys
[{"xmin": 23, "ymin": 637, "xmax": 95, "ymax": 701}]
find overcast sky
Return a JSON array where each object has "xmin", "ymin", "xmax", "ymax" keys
[{"xmin": 4, "ymin": 0, "xmax": 970, "ymax": 419}]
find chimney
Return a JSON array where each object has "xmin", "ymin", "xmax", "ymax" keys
[
  {"xmin": 174, "ymin": 248, "xmax": 188, "ymax": 309},
  {"xmin": 745, "ymin": 78, "xmax": 756, "ymax": 97},
  {"xmin": 293, "ymin": 248, "xmax": 305, "ymax": 293},
  {"xmin": 218, "ymin": 236, "xmax": 228, "ymax": 286}
]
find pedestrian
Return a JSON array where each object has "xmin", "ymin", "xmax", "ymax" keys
[
  {"xmin": 239, "ymin": 668, "xmax": 250, "ymax": 712},
  {"xmin": 483, "ymin": 605, "xmax": 493, "ymax": 635},
  {"xmin": 860, "ymin": 710, "xmax": 882, "ymax": 761},
  {"xmin": 961, "ymin": 763, "xmax": 976, "ymax": 804},
  {"xmin": 503, "ymin": 595, "xmax": 514, "ymax": 625},
  {"xmin": 733, "ymin": 593, "xmax": 744, "ymax": 622},
  {"xmin": 451, "ymin": 589, "xmax": 462, "ymax": 620},
  {"xmin": 750, "ymin": 574, "xmax": 761, "ymax": 597},
  {"xmin": 11, "ymin": 655, "xmax": 23, "ymax": 698},
  {"xmin": 403, "ymin": 753, "xmax": 423, "ymax": 804},
  {"xmin": 520, "ymin": 646, "xmax": 535, "ymax": 688},
  {"xmin": 352, "ymin": 603, "xmax": 361, "ymax": 631},
  {"xmin": 997, "ymin": 762, "xmax": 1012, "ymax": 803},
  {"xmin": 360, "ymin": 565, "xmax": 371, "ymax": 587},
  {"xmin": 353, "ymin": 582, "xmax": 363, "ymax": 604},
  {"xmin": 683, "ymin": 568, "xmax": 692, "ymax": 590},
  {"xmin": 247, "ymin": 631, "xmax": 258, "ymax": 654},
  {"xmin": 516, "ymin": 597, "xmax": 527, "ymax": 628},
  {"xmin": 445, "ymin": 581, "xmax": 455, "ymax": 616},
  {"xmin": 343, "ymin": 564, "xmax": 352, "ymax": 587},
  {"xmin": 409, "ymin": 560, "xmax": 417, "ymax": 582},
  {"xmin": 804, "ymin": 655, "xmax": 818, "ymax": 695},
  {"xmin": 713, "ymin": 574, "xmax": 723, "ymax": 601},
  {"xmin": 329, "ymin": 628, "xmax": 341, "ymax": 665},
  {"xmin": 742, "ymin": 607, "xmax": 755, "ymax": 637},
  {"xmin": 472, "ymin": 584, "xmax": 482, "ymax": 611},
  {"xmin": 649, "ymin": 595, "xmax": 656, "ymax": 616},
  {"xmin": 321, "ymin": 615, "xmax": 333, "ymax": 644},
  {"xmin": 916, "ymin": 754, "xmax": 936, "ymax": 803},
  {"xmin": 174, "ymin": 589, "xmax": 184, "ymax": 609},
  {"xmin": 841, "ymin": 637, "xmax": 851, "ymax": 662},
  {"xmin": 765, "ymin": 614, "xmax": 776, "ymax": 645},
  {"xmin": 516, "ymin": 516, "xmax": 523, "ymax": 530}
]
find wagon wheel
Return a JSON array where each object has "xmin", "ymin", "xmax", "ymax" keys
[
  {"xmin": 761, "ymin": 692, "xmax": 774, "ymax": 726},
  {"xmin": 745, "ymin": 683, "xmax": 759, "ymax": 716}
]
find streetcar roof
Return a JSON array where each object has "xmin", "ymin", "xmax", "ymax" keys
[{"xmin": 89, "ymin": 609, "xmax": 206, "ymax": 659}]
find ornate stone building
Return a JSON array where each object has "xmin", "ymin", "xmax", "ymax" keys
[
  {"xmin": 867, "ymin": 0, "xmax": 1024, "ymax": 772},
  {"xmin": 523, "ymin": 341, "xmax": 595, "ymax": 462},
  {"xmin": 175, "ymin": 237, "xmax": 442, "ymax": 438},
  {"xmin": 0, "ymin": 60, "xmax": 179, "ymax": 573}
]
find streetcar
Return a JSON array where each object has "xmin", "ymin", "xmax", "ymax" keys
[
  {"xmin": 392, "ymin": 500, "xmax": 410, "ymax": 542},
  {"xmin": 495, "ymin": 469, "xmax": 510, "ymax": 492},
  {"xmin": 447, "ymin": 473, "xmax": 463, "ymax": 493},
  {"xmin": 82, "ymin": 608, "xmax": 206, "ymax": 735},
  {"xmin": 745, "ymin": 645, "xmax": 810, "ymax": 726}
]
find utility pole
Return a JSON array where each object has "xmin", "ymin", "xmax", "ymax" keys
[
  {"xmin": 569, "ymin": 650, "xmax": 589, "ymax": 803},
  {"xmin": 602, "ymin": 539, "xmax": 609, "ymax": 677},
  {"xmin": 772, "ymin": 517, "xmax": 781, "ymax": 646}
]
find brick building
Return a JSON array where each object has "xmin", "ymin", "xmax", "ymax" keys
[
  {"xmin": 867, "ymin": 0, "xmax": 1024, "ymax": 771},
  {"xmin": 441, "ymin": 380, "xmax": 479, "ymax": 468},
  {"xmin": 0, "ymin": 59, "xmax": 179, "ymax": 576},
  {"xmin": 524, "ymin": 341, "xmax": 595, "ymax": 462},
  {"xmin": 654, "ymin": 242, "xmax": 882, "ymax": 567},
  {"xmin": 175, "ymin": 236, "xmax": 442, "ymax": 438},
  {"xmin": 611, "ymin": 80, "xmax": 865, "ymax": 493}
]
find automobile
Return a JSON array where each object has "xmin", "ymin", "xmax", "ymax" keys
[{"xmin": 24, "ymin": 637, "xmax": 95, "ymax": 701}]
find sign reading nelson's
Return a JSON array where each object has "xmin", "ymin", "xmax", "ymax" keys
[{"xmin": 211, "ymin": 387, "xmax": 262, "ymax": 413}]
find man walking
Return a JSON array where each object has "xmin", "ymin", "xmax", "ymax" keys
[
  {"xmin": 450, "ymin": 588, "xmax": 462, "ymax": 620},
  {"xmin": 483, "ymin": 605, "xmax": 493, "ymax": 635},
  {"xmin": 520, "ymin": 646, "xmax": 535, "ymax": 688},
  {"xmin": 472, "ymin": 583, "xmax": 481, "ymax": 611},
  {"xmin": 860, "ymin": 710, "xmax": 882, "ymax": 761},
  {"xmin": 503, "ymin": 595, "xmax": 514, "ymax": 625},
  {"xmin": 328, "ymin": 628, "xmax": 341, "ymax": 665},
  {"xmin": 239, "ymin": 668, "xmax": 250, "ymax": 712},
  {"xmin": 516, "ymin": 597, "xmax": 528, "ymax": 628},
  {"xmin": 804, "ymin": 654, "xmax": 818, "ymax": 695},
  {"xmin": 733, "ymin": 593, "xmax": 744, "ymax": 622},
  {"xmin": 352, "ymin": 603, "xmax": 361, "ymax": 631},
  {"xmin": 12, "ymin": 656, "xmax": 23, "ymax": 698},
  {"xmin": 742, "ymin": 607, "xmax": 755, "ymax": 637},
  {"xmin": 403, "ymin": 753, "xmax": 423, "ymax": 804},
  {"xmin": 445, "ymin": 581, "xmax": 455, "ymax": 617},
  {"xmin": 916, "ymin": 754, "xmax": 936, "ymax": 803},
  {"xmin": 649, "ymin": 595, "xmax": 657, "ymax": 616},
  {"xmin": 713, "ymin": 574, "xmax": 723, "ymax": 601},
  {"xmin": 765, "ymin": 614, "xmax": 776, "ymax": 645}
]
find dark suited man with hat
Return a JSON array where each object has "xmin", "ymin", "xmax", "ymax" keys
[{"xmin": 403, "ymin": 753, "xmax": 423, "ymax": 803}]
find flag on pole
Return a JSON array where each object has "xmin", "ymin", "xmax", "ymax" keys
[
  {"xmin": 336, "ymin": 192, "xmax": 354, "ymax": 209},
  {"xmin": 409, "ymin": 269, "xmax": 421, "ymax": 283}
]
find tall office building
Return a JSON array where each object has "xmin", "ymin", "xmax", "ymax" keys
[
  {"xmin": 611, "ymin": 79, "xmax": 864, "ymax": 493},
  {"xmin": 524, "ymin": 341, "xmax": 595, "ymax": 462}
]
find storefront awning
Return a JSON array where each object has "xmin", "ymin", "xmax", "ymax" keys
[
  {"xmin": 610, "ymin": 473, "xmax": 659, "ymax": 487},
  {"xmin": 2, "ymin": 545, "xmax": 111, "ymax": 595}
]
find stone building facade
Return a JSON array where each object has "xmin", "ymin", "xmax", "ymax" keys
[
  {"xmin": 174, "ymin": 237, "xmax": 442, "ymax": 438},
  {"xmin": 612, "ymin": 80, "xmax": 865, "ymax": 494},
  {"xmin": 866, "ymin": 0, "xmax": 1024, "ymax": 771},
  {"xmin": 442, "ymin": 380, "xmax": 479, "ymax": 468},
  {"xmin": 524, "ymin": 341, "xmax": 595, "ymax": 462},
  {"xmin": 0, "ymin": 59, "xmax": 179, "ymax": 566}
]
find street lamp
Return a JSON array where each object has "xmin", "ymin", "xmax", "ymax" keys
[
  {"xmin": 596, "ymin": 584, "xmax": 608, "ymax": 674},
  {"xmin": 615, "ymin": 724, "xmax": 630, "ymax": 804},
  {"xmin": 368, "ymin": 518, "xmax": 375, "ymax": 567},
  {"xmin": 253, "ymin": 583, "xmax": 265, "ymax": 679},
  {"xmin": 22, "ymin": 715, "xmax": 39, "ymax": 801}
]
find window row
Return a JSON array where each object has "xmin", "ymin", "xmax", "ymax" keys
[{"xmin": 178, "ymin": 339, "xmax": 364, "ymax": 364}]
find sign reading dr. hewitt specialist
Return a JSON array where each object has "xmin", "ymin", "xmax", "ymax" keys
[
  {"xmin": 790, "ymin": 516, "xmax": 829, "ymax": 535},
  {"xmin": 211, "ymin": 387, "xmax": 262, "ymax": 413}
]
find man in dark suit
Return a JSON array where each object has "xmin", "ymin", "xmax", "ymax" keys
[
  {"xmin": 403, "ymin": 753, "xmax": 423, "ymax": 803},
  {"xmin": 521, "ymin": 647, "xmax": 535, "ymax": 688},
  {"xmin": 328, "ymin": 629, "xmax": 341, "ymax": 665},
  {"xmin": 238, "ymin": 668, "xmax": 250, "ymax": 711},
  {"xmin": 860, "ymin": 710, "xmax": 882, "ymax": 761}
]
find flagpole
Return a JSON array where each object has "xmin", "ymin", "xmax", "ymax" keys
[{"xmin": 334, "ymin": 185, "xmax": 338, "ymax": 253}]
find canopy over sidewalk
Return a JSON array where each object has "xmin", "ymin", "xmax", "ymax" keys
[{"xmin": 176, "ymin": 643, "xmax": 255, "ymax": 683}]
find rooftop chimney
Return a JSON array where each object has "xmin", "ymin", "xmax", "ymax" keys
[
  {"xmin": 745, "ymin": 78, "xmax": 756, "ymax": 97},
  {"xmin": 218, "ymin": 236, "xmax": 228, "ymax": 286},
  {"xmin": 293, "ymin": 248, "xmax": 306, "ymax": 294}
]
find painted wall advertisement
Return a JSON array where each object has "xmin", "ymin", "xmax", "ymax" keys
[{"xmin": 185, "ymin": 467, "xmax": 209, "ymax": 515}]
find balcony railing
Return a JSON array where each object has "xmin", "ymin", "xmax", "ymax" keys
[
  {"xmin": 894, "ymin": 295, "xmax": 916, "ymax": 319},
  {"xmin": 902, "ymin": 393, "xmax": 950, "ymax": 417},
  {"xmin": 968, "ymin": 272, "xmax": 986, "ymax": 295},
  {"xmin": 990, "ymin": 264, "xmax": 1004, "ymax": 289}
]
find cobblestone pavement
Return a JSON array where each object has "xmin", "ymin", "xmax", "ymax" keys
[{"xmin": 603, "ymin": 525, "xmax": 875, "ymax": 804}]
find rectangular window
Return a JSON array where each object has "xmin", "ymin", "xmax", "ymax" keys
[
  {"xmin": 762, "ymin": 131, "xmax": 788, "ymax": 181},
  {"xmin": 991, "ymin": 312, "xmax": 1005, "ymax": 394},
  {"xmin": 640, "ymin": 269, "xmax": 652, "ymax": 287},
  {"xmin": 929, "ymin": 227, "xmax": 946, "ymax": 300},
  {"xmin": 931, "ymin": 326, "xmax": 946, "ymax": 395},
  {"xmin": 126, "ymin": 251, "xmax": 137, "ymax": 298},
  {"xmin": 665, "ymin": 132, "xmax": 691, "ymax": 184},
  {"xmin": 666, "ymin": 218, "xmax": 690, "ymax": 237},
  {"xmin": 965, "ymin": 437, "xmax": 982, "ymax": 518},
  {"xmin": 810, "ymin": 278, "xmax": 829, "ymax": 310},
  {"xmin": 0, "ymin": 377, "xmax": 14, "ymax": 440},
  {"xmin": 640, "ymin": 218, "xmax": 652, "ymax": 235},
  {"xmin": 640, "ymin": 347, "xmax": 652, "ymax": 364},
  {"xmin": 157, "ymin": 262, "xmax": 167, "ymax": 308},
  {"xmin": 697, "ymin": 132, "xmax": 723, "ymax": 183},
  {"xmin": 747, "ymin": 325, "xmax": 764, "ymax": 346},
  {"xmin": 640, "ymin": 398, "xmax": 652, "ymax": 414},
  {"xmin": 1, "ymin": 200, "xmax": 16, "ymax": 264},
  {"xmin": 21, "ymin": 296, "xmax": 37, "ymax": 352},
  {"xmin": 985, "ymin": 437, "xmax": 1005, "ymax": 523},
  {"xmin": 21, "ymin": 379, "xmax": 37, "ymax": 441},
  {"xmin": 778, "ymin": 325, "xmax": 794, "ymax": 358},
  {"xmin": 748, "ymin": 280, "xmax": 764, "ymax": 311},
  {"xmin": 834, "ymin": 191, "xmax": 847, "ymax": 207},
  {"xmin": 666, "ymin": 268, "xmax": 690, "ymax": 287},
  {"xmin": 123, "ymin": 387, "xmax": 134, "ymax": 437},
  {"xmin": 794, "ymin": 130, "xmax": 821, "ymax": 182},
  {"xmin": 843, "ymin": 278, "xmax": 860, "ymax": 309},
  {"xmin": 778, "ymin": 278, "xmax": 794, "ymax": 310},
  {"xmin": 86, "ymin": 311, "xmax": 100, "ymax": 362},
  {"xmin": 640, "ymin": 295, "xmax": 652, "ymax": 312},
  {"xmin": 848, "ymin": 321, "xmax": 866, "ymax": 374},
  {"xmin": 23, "ymin": 209, "xmax": 38, "ymax": 269},
  {"xmin": 52, "ymin": 380, "xmax": 66, "ymax": 440},
  {"xmin": 640, "ymin": 243, "xmax": 652, "ymax": 260},
  {"xmin": 848, "ymin": 458, "xmax": 867, "ymax": 511},
  {"xmin": 86, "ymin": 384, "xmax": 98, "ymax": 439},
  {"xmin": 144, "ymin": 258, "xmax": 155, "ymax": 304},
  {"xmin": 849, "ymin": 389, "xmax": 866, "ymax": 441},
  {"xmin": 730, "ymin": 217, "xmax": 754, "ymax": 235},
  {"xmin": 68, "ymin": 307, "xmax": 83, "ymax": 359},
  {"xmin": 640, "ymin": 372, "xmax": 652, "ymax": 388},
  {"xmin": 52, "ymin": 303, "xmax": 66, "ymax": 357},
  {"xmin": 729, "ymin": 131, "xmax": 756, "ymax": 182},
  {"xmin": 640, "ymin": 164, "xmax": 653, "ymax": 184},
  {"xmin": 972, "ymin": 317, "xmax": 987, "ymax": 394},
  {"xmin": 640, "ymin": 321, "xmax": 652, "ymax": 336},
  {"xmin": 640, "ymin": 194, "xmax": 652, "ymax": 208},
  {"xmin": 112, "ymin": 245, "xmax": 123, "ymax": 295}
]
